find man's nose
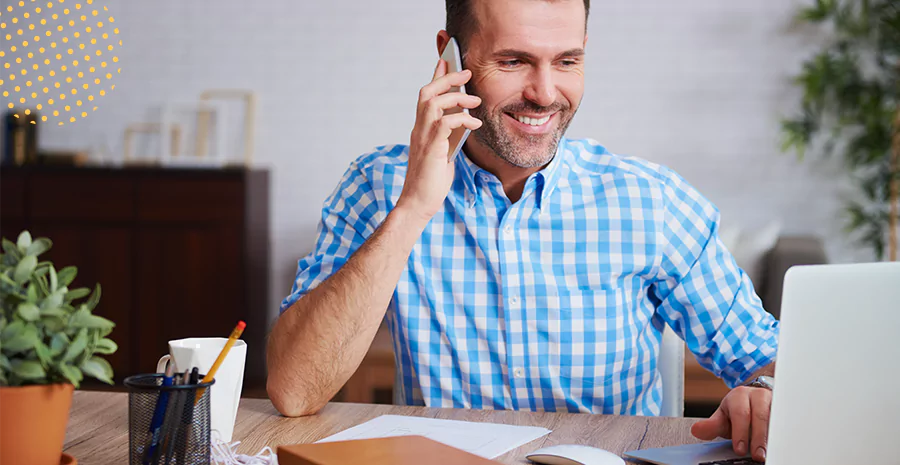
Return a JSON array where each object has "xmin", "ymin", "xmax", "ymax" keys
[{"xmin": 522, "ymin": 66, "xmax": 557, "ymax": 109}]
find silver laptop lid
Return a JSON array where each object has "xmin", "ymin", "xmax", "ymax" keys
[{"xmin": 768, "ymin": 262, "xmax": 900, "ymax": 465}]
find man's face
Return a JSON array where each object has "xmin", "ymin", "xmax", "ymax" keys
[{"xmin": 463, "ymin": 0, "xmax": 586, "ymax": 169}]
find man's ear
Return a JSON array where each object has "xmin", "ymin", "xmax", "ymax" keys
[
  {"xmin": 436, "ymin": 30, "xmax": 451, "ymax": 56},
  {"xmin": 584, "ymin": 33, "xmax": 589, "ymax": 49}
]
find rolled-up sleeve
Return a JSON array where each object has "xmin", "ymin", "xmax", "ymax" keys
[
  {"xmin": 279, "ymin": 161, "xmax": 379, "ymax": 313},
  {"xmin": 650, "ymin": 169, "xmax": 779, "ymax": 388}
]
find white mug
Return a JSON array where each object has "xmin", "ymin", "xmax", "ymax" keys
[{"xmin": 156, "ymin": 337, "xmax": 247, "ymax": 442}]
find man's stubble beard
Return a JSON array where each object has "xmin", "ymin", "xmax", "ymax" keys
[{"xmin": 466, "ymin": 82, "xmax": 578, "ymax": 169}]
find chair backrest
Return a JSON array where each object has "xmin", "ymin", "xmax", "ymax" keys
[
  {"xmin": 394, "ymin": 324, "xmax": 686, "ymax": 417},
  {"xmin": 392, "ymin": 366, "xmax": 404, "ymax": 406},
  {"xmin": 658, "ymin": 324, "xmax": 685, "ymax": 417}
]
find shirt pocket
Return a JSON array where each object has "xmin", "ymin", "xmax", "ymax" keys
[
  {"xmin": 552, "ymin": 288, "xmax": 638, "ymax": 380},
  {"xmin": 555, "ymin": 288, "xmax": 630, "ymax": 328}
]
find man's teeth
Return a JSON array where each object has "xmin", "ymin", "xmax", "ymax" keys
[{"xmin": 515, "ymin": 114, "xmax": 551, "ymax": 126}]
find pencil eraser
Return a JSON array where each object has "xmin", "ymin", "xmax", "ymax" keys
[{"xmin": 236, "ymin": 320, "xmax": 246, "ymax": 330}]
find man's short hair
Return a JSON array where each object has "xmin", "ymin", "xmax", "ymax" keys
[{"xmin": 445, "ymin": 0, "xmax": 590, "ymax": 53}]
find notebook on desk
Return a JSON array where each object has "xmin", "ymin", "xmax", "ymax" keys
[{"xmin": 277, "ymin": 435, "xmax": 500, "ymax": 465}]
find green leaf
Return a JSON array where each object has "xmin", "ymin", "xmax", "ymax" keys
[
  {"xmin": 36, "ymin": 275, "xmax": 51, "ymax": 299},
  {"xmin": 0, "ymin": 272, "xmax": 19, "ymax": 289},
  {"xmin": 92, "ymin": 315, "xmax": 114, "ymax": 330},
  {"xmin": 0, "ymin": 354, "xmax": 11, "ymax": 371},
  {"xmin": 85, "ymin": 284, "xmax": 101, "ymax": 311},
  {"xmin": 2, "ymin": 323, "xmax": 39, "ymax": 353},
  {"xmin": 40, "ymin": 289, "xmax": 64, "ymax": 311},
  {"xmin": 71, "ymin": 313, "xmax": 115, "ymax": 330},
  {"xmin": 93, "ymin": 337, "xmax": 118, "ymax": 355},
  {"xmin": 49, "ymin": 332, "xmax": 70, "ymax": 357},
  {"xmin": 80, "ymin": 356, "xmax": 113, "ymax": 384},
  {"xmin": 25, "ymin": 283, "xmax": 38, "ymax": 303},
  {"xmin": 11, "ymin": 359, "xmax": 45, "ymax": 380},
  {"xmin": 49, "ymin": 265, "xmax": 58, "ymax": 292},
  {"xmin": 41, "ymin": 315, "xmax": 65, "ymax": 334},
  {"xmin": 34, "ymin": 340, "xmax": 52, "ymax": 366},
  {"xmin": 25, "ymin": 238, "xmax": 52, "ymax": 258},
  {"xmin": 57, "ymin": 266, "xmax": 78, "ymax": 287},
  {"xmin": 68, "ymin": 307, "xmax": 90, "ymax": 328},
  {"xmin": 39, "ymin": 307, "xmax": 68, "ymax": 318},
  {"xmin": 13, "ymin": 255, "xmax": 37, "ymax": 284},
  {"xmin": 59, "ymin": 363, "xmax": 83, "ymax": 387},
  {"xmin": 98, "ymin": 326, "xmax": 113, "ymax": 338},
  {"xmin": 17, "ymin": 303, "xmax": 40, "ymax": 321},
  {"xmin": 2, "ymin": 239, "xmax": 22, "ymax": 261},
  {"xmin": 64, "ymin": 288, "xmax": 91, "ymax": 301},
  {"xmin": 63, "ymin": 328, "xmax": 88, "ymax": 362},
  {"xmin": 1, "ymin": 320, "xmax": 24, "ymax": 343},
  {"xmin": 16, "ymin": 231, "xmax": 32, "ymax": 252}
]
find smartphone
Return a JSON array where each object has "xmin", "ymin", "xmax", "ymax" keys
[{"xmin": 440, "ymin": 37, "xmax": 471, "ymax": 162}]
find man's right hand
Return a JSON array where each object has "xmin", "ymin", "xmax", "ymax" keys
[{"xmin": 397, "ymin": 58, "xmax": 483, "ymax": 222}]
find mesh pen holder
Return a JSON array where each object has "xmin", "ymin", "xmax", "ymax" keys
[{"xmin": 124, "ymin": 373, "xmax": 215, "ymax": 465}]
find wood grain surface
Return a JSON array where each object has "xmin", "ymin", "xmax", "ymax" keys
[{"xmin": 65, "ymin": 391, "xmax": 706, "ymax": 464}]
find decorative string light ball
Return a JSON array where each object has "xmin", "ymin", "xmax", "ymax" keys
[{"xmin": 1, "ymin": 0, "xmax": 122, "ymax": 126}]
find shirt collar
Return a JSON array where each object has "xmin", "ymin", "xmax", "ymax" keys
[
  {"xmin": 454, "ymin": 149, "xmax": 482, "ymax": 208},
  {"xmin": 535, "ymin": 138, "xmax": 567, "ymax": 211},
  {"xmin": 454, "ymin": 138, "xmax": 568, "ymax": 211}
]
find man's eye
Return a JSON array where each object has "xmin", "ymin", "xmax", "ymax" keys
[
  {"xmin": 560, "ymin": 60, "xmax": 578, "ymax": 67},
  {"xmin": 500, "ymin": 59, "xmax": 521, "ymax": 67}
]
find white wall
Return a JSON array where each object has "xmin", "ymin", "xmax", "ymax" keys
[{"xmin": 23, "ymin": 0, "xmax": 867, "ymax": 325}]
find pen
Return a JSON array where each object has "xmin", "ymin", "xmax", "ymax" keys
[
  {"xmin": 176, "ymin": 367, "xmax": 200, "ymax": 465},
  {"xmin": 195, "ymin": 320, "xmax": 246, "ymax": 403},
  {"xmin": 162, "ymin": 370, "xmax": 191, "ymax": 465},
  {"xmin": 144, "ymin": 362, "xmax": 175, "ymax": 465}
]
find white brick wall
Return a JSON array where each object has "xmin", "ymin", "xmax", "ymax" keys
[{"xmin": 18, "ymin": 0, "xmax": 867, "ymax": 324}]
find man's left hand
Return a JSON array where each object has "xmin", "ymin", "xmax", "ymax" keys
[{"xmin": 690, "ymin": 386, "xmax": 772, "ymax": 462}]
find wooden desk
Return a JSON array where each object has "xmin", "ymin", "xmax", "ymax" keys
[{"xmin": 65, "ymin": 391, "xmax": 707, "ymax": 464}]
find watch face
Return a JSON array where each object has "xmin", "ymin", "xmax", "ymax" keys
[{"xmin": 754, "ymin": 376, "xmax": 775, "ymax": 390}]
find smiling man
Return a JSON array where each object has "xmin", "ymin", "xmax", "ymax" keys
[{"xmin": 267, "ymin": 0, "xmax": 778, "ymax": 462}]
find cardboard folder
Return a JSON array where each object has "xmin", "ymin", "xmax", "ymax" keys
[{"xmin": 277, "ymin": 435, "xmax": 500, "ymax": 465}]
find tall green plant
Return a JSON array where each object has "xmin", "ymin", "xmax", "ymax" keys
[
  {"xmin": 782, "ymin": 0, "xmax": 900, "ymax": 260},
  {"xmin": 0, "ymin": 231, "xmax": 117, "ymax": 387}
]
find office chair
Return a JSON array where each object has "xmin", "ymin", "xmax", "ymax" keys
[
  {"xmin": 393, "ymin": 324, "xmax": 686, "ymax": 417},
  {"xmin": 658, "ymin": 324, "xmax": 685, "ymax": 417}
]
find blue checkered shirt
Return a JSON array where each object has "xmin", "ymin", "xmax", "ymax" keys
[{"xmin": 281, "ymin": 138, "xmax": 779, "ymax": 415}]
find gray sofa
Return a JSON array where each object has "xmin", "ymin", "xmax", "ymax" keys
[{"xmin": 758, "ymin": 236, "xmax": 829, "ymax": 319}]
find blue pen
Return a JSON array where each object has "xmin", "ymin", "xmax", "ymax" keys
[{"xmin": 144, "ymin": 362, "xmax": 175, "ymax": 465}]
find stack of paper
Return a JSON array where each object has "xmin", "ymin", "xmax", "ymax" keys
[{"xmin": 316, "ymin": 415, "xmax": 551, "ymax": 459}]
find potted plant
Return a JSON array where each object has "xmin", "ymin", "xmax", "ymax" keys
[
  {"xmin": 781, "ymin": 0, "xmax": 899, "ymax": 261},
  {"xmin": 0, "ymin": 231, "xmax": 117, "ymax": 465}
]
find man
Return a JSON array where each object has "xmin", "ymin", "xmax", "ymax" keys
[{"xmin": 267, "ymin": 0, "xmax": 777, "ymax": 462}]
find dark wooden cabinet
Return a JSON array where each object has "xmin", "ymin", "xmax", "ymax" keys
[{"xmin": 0, "ymin": 167, "xmax": 269, "ymax": 389}]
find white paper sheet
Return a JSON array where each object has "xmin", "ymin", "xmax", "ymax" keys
[{"xmin": 315, "ymin": 414, "xmax": 551, "ymax": 459}]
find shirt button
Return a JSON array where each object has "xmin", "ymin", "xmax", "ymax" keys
[
  {"xmin": 503, "ymin": 225, "xmax": 513, "ymax": 236},
  {"xmin": 510, "ymin": 296, "xmax": 519, "ymax": 307},
  {"xmin": 514, "ymin": 368, "xmax": 524, "ymax": 378}
]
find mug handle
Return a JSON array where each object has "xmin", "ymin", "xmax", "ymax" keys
[{"xmin": 156, "ymin": 354, "xmax": 171, "ymax": 373}]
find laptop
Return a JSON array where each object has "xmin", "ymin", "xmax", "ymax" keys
[{"xmin": 625, "ymin": 262, "xmax": 900, "ymax": 465}]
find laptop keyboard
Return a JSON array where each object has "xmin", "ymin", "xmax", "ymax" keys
[{"xmin": 699, "ymin": 459, "xmax": 763, "ymax": 465}]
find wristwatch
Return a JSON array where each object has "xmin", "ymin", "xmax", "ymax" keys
[{"xmin": 748, "ymin": 375, "xmax": 775, "ymax": 390}]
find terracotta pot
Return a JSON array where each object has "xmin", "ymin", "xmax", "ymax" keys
[{"xmin": 0, "ymin": 383, "xmax": 75, "ymax": 465}]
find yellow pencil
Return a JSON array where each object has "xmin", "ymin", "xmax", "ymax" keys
[{"xmin": 195, "ymin": 320, "xmax": 246, "ymax": 403}]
